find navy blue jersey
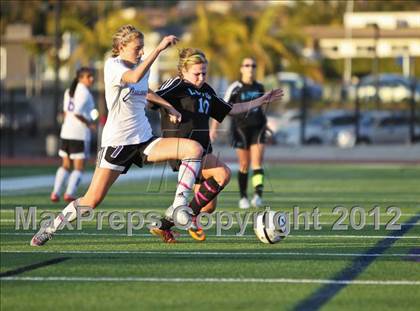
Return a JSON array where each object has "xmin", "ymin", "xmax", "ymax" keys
[
  {"xmin": 224, "ymin": 80, "xmax": 266, "ymax": 128},
  {"xmin": 155, "ymin": 77, "xmax": 232, "ymax": 152}
]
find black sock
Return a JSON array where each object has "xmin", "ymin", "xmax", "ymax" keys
[
  {"xmin": 238, "ymin": 171, "xmax": 248, "ymax": 198},
  {"xmin": 159, "ymin": 217, "xmax": 175, "ymax": 230},
  {"xmin": 252, "ymin": 168, "xmax": 264, "ymax": 197},
  {"xmin": 189, "ymin": 177, "xmax": 223, "ymax": 215}
]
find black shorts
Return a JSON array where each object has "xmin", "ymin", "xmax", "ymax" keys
[
  {"xmin": 96, "ymin": 137, "xmax": 161, "ymax": 174},
  {"xmin": 232, "ymin": 125, "xmax": 267, "ymax": 149},
  {"xmin": 59, "ymin": 139, "xmax": 89, "ymax": 159}
]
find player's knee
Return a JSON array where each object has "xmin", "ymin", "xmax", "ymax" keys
[
  {"xmin": 239, "ymin": 163, "xmax": 249, "ymax": 173},
  {"xmin": 189, "ymin": 141, "xmax": 203, "ymax": 158},
  {"xmin": 224, "ymin": 166, "xmax": 232, "ymax": 184},
  {"xmin": 74, "ymin": 163, "xmax": 85, "ymax": 171},
  {"xmin": 202, "ymin": 203, "xmax": 216, "ymax": 214},
  {"xmin": 217, "ymin": 165, "xmax": 231, "ymax": 186}
]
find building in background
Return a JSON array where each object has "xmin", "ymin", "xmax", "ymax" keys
[{"xmin": 304, "ymin": 11, "xmax": 420, "ymax": 80}]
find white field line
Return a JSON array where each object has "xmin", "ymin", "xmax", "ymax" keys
[
  {"xmin": 1, "ymin": 232, "xmax": 420, "ymax": 239},
  {"xmin": 1, "ymin": 164, "xmax": 240, "ymax": 193},
  {"xmin": 1, "ymin": 276, "xmax": 419, "ymax": 286},
  {"xmin": 1, "ymin": 250, "xmax": 419, "ymax": 258},
  {"xmin": 0, "ymin": 165, "xmax": 182, "ymax": 193}
]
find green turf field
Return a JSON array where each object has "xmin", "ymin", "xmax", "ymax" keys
[
  {"xmin": 1, "ymin": 164, "xmax": 419, "ymax": 311},
  {"xmin": 0, "ymin": 164, "xmax": 96, "ymax": 178}
]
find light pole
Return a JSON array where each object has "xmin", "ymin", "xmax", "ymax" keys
[
  {"xmin": 409, "ymin": 78, "xmax": 417, "ymax": 144},
  {"xmin": 371, "ymin": 23, "xmax": 380, "ymax": 108},
  {"xmin": 343, "ymin": 0, "xmax": 353, "ymax": 86},
  {"xmin": 53, "ymin": 0, "xmax": 61, "ymax": 133},
  {"xmin": 300, "ymin": 79, "xmax": 307, "ymax": 145}
]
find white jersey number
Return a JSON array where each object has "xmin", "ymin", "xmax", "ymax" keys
[{"xmin": 198, "ymin": 98, "xmax": 210, "ymax": 114}]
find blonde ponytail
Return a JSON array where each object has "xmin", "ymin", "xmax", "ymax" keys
[
  {"xmin": 177, "ymin": 48, "xmax": 207, "ymax": 77},
  {"xmin": 111, "ymin": 25, "xmax": 144, "ymax": 57}
]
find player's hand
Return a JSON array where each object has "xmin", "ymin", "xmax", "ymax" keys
[
  {"xmin": 157, "ymin": 35, "xmax": 179, "ymax": 52},
  {"xmin": 261, "ymin": 89, "xmax": 283, "ymax": 105},
  {"xmin": 168, "ymin": 107, "xmax": 182, "ymax": 124}
]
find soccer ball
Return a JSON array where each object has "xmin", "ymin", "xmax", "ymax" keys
[
  {"xmin": 254, "ymin": 211, "xmax": 289, "ymax": 244},
  {"xmin": 165, "ymin": 204, "xmax": 192, "ymax": 228}
]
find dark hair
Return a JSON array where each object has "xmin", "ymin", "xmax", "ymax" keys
[
  {"xmin": 69, "ymin": 67, "xmax": 93, "ymax": 98},
  {"xmin": 241, "ymin": 56, "xmax": 256, "ymax": 65}
]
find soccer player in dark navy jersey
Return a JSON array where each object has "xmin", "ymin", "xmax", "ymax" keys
[
  {"xmin": 155, "ymin": 77, "xmax": 232, "ymax": 154},
  {"xmin": 150, "ymin": 48, "xmax": 283, "ymax": 242},
  {"xmin": 212, "ymin": 57, "xmax": 268, "ymax": 209}
]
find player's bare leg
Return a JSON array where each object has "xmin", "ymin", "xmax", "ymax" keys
[{"xmin": 31, "ymin": 167, "xmax": 120, "ymax": 246}]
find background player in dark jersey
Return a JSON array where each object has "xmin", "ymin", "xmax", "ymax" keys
[
  {"xmin": 211, "ymin": 57, "xmax": 267, "ymax": 209},
  {"xmin": 150, "ymin": 48, "xmax": 283, "ymax": 242}
]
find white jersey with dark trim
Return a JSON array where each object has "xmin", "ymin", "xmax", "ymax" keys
[
  {"xmin": 60, "ymin": 83, "xmax": 95, "ymax": 141},
  {"xmin": 102, "ymin": 57, "xmax": 153, "ymax": 147}
]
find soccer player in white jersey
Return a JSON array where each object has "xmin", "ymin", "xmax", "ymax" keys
[
  {"xmin": 31, "ymin": 24, "xmax": 203, "ymax": 246},
  {"xmin": 50, "ymin": 67, "xmax": 96, "ymax": 203}
]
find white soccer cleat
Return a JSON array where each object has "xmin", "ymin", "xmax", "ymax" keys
[
  {"xmin": 164, "ymin": 204, "xmax": 175, "ymax": 220},
  {"xmin": 30, "ymin": 227, "xmax": 53, "ymax": 246},
  {"xmin": 251, "ymin": 194, "xmax": 263, "ymax": 208},
  {"xmin": 239, "ymin": 197, "xmax": 250, "ymax": 209}
]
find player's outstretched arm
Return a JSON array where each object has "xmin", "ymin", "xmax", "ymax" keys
[
  {"xmin": 122, "ymin": 35, "xmax": 179, "ymax": 84},
  {"xmin": 147, "ymin": 89, "xmax": 182, "ymax": 124},
  {"xmin": 228, "ymin": 89, "xmax": 283, "ymax": 115}
]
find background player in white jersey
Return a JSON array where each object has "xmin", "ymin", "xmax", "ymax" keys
[
  {"xmin": 50, "ymin": 67, "xmax": 96, "ymax": 203},
  {"xmin": 31, "ymin": 24, "xmax": 204, "ymax": 246},
  {"xmin": 211, "ymin": 57, "xmax": 267, "ymax": 209},
  {"xmin": 151, "ymin": 48, "xmax": 283, "ymax": 242}
]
